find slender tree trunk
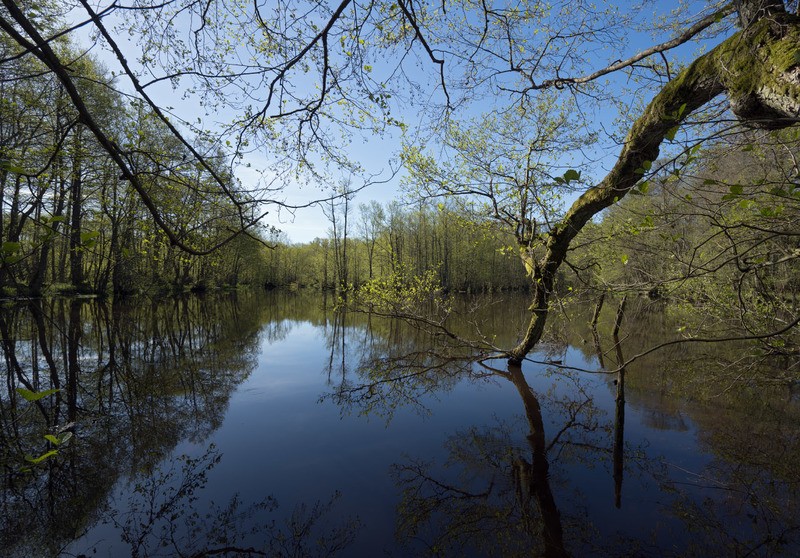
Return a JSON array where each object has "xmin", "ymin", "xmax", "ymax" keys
[
  {"xmin": 68, "ymin": 128, "xmax": 85, "ymax": 291},
  {"xmin": 612, "ymin": 301, "xmax": 627, "ymax": 508},
  {"xmin": 66, "ymin": 299, "xmax": 81, "ymax": 422},
  {"xmin": 30, "ymin": 177, "xmax": 66, "ymax": 295}
]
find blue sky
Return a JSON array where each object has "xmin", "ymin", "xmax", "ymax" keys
[{"xmin": 69, "ymin": 0, "xmax": 737, "ymax": 244}]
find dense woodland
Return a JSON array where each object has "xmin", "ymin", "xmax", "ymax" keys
[
  {"xmin": 267, "ymin": 131, "xmax": 800, "ymax": 309},
  {"xmin": 1, "ymin": 28, "xmax": 798, "ymax": 354},
  {"xmin": 0, "ymin": 28, "xmax": 268, "ymax": 295},
  {"xmin": 3, "ymin": 37, "xmax": 797, "ymax": 308}
]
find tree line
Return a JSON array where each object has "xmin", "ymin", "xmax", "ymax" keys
[{"xmin": 263, "ymin": 200, "xmax": 530, "ymax": 293}]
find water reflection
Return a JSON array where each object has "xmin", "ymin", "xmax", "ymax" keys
[
  {"xmin": 0, "ymin": 291, "xmax": 797, "ymax": 556},
  {"xmin": 83, "ymin": 444, "xmax": 360, "ymax": 558},
  {"xmin": 382, "ymin": 362, "xmax": 606, "ymax": 557},
  {"xmin": 0, "ymin": 294, "xmax": 265, "ymax": 556},
  {"xmin": 332, "ymin": 293, "xmax": 800, "ymax": 556}
]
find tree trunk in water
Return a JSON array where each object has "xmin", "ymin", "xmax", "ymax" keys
[
  {"xmin": 66, "ymin": 299, "xmax": 81, "ymax": 422},
  {"xmin": 508, "ymin": 3, "xmax": 800, "ymax": 363}
]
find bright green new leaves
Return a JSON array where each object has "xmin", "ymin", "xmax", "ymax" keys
[
  {"xmin": 16, "ymin": 387, "xmax": 59, "ymax": 401},
  {"xmin": 355, "ymin": 266, "xmax": 451, "ymax": 319},
  {"xmin": 14, "ymin": 387, "xmax": 71, "ymax": 468},
  {"xmin": 555, "ymin": 169, "xmax": 582, "ymax": 185},
  {"xmin": 1, "ymin": 241, "xmax": 22, "ymax": 264},
  {"xmin": 402, "ymin": 94, "xmax": 592, "ymax": 253},
  {"xmin": 24, "ymin": 431, "xmax": 73, "ymax": 466},
  {"xmin": 24, "ymin": 450, "xmax": 59, "ymax": 464},
  {"xmin": 80, "ymin": 230, "xmax": 101, "ymax": 249}
]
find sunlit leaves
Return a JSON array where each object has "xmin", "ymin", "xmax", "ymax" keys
[
  {"xmin": 355, "ymin": 265, "xmax": 451, "ymax": 319},
  {"xmin": 554, "ymin": 169, "xmax": 581, "ymax": 185},
  {"xmin": 24, "ymin": 450, "xmax": 59, "ymax": 464},
  {"xmin": 634, "ymin": 159, "xmax": 652, "ymax": 175},
  {"xmin": 16, "ymin": 387, "xmax": 60, "ymax": 401},
  {"xmin": 79, "ymin": 230, "xmax": 101, "ymax": 249},
  {"xmin": 0, "ymin": 158, "xmax": 26, "ymax": 174}
]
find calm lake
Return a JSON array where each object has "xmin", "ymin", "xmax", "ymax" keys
[{"xmin": 1, "ymin": 290, "xmax": 798, "ymax": 557}]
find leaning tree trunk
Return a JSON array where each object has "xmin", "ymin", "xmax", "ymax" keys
[{"xmin": 508, "ymin": 2, "xmax": 800, "ymax": 363}]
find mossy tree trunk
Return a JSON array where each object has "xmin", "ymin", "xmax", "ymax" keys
[{"xmin": 508, "ymin": 2, "xmax": 800, "ymax": 363}]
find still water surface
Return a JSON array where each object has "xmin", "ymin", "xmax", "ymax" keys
[{"xmin": 1, "ymin": 290, "xmax": 797, "ymax": 557}]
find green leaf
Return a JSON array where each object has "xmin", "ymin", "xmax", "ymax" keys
[
  {"xmin": 637, "ymin": 181, "xmax": 650, "ymax": 194},
  {"xmin": 634, "ymin": 160, "xmax": 652, "ymax": 175},
  {"xmin": 80, "ymin": 230, "xmax": 100, "ymax": 243},
  {"xmin": 620, "ymin": 254, "xmax": 629, "ymax": 265},
  {"xmin": 729, "ymin": 184, "xmax": 744, "ymax": 196},
  {"xmin": 1, "ymin": 241, "xmax": 21, "ymax": 254},
  {"xmin": 665, "ymin": 126, "xmax": 679, "ymax": 141},
  {"xmin": 0, "ymin": 159, "xmax": 25, "ymax": 174},
  {"xmin": 16, "ymin": 387, "xmax": 59, "ymax": 401},
  {"xmin": 563, "ymin": 169, "xmax": 581, "ymax": 183},
  {"xmin": 25, "ymin": 450, "xmax": 59, "ymax": 464},
  {"xmin": 44, "ymin": 432, "xmax": 72, "ymax": 446}
]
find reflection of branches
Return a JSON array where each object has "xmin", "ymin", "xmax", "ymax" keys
[
  {"xmin": 327, "ymin": 350, "xmax": 480, "ymax": 419},
  {"xmin": 615, "ymin": 313, "xmax": 800, "ymax": 373},
  {"xmin": 114, "ymin": 447, "xmax": 225, "ymax": 556},
  {"xmin": 0, "ymin": 294, "xmax": 267, "ymax": 557},
  {"xmin": 264, "ymin": 494, "xmax": 362, "ymax": 558},
  {"xmin": 388, "ymin": 362, "xmax": 622, "ymax": 557},
  {"xmin": 88, "ymin": 445, "xmax": 361, "ymax": 558},
  {"xmin": 324, "ymin": 295, "xmax": 507, "ymax": 418}
]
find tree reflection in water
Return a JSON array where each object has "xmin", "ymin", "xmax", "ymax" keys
[
  {"xmin": 1, "ymin": 291, "xmax": 798, "ymax": 556},
  {"xmin": 82, "ymin": 444, "xmax": 360, "ymax": 558},
  {"xmin": 331, "ymin": 292, "xmax": 800, "ymax": 556},
  {"xmin": 382, "ymin": 362, "xmax": 610, "ymax": 558},
  {"xmin": 0, "ymin": 293, "xmax": 360, "ymax": 557}
]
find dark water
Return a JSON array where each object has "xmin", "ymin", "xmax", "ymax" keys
[{"xmin": 0, "ymin": 291, "xmax": 798, "ymax": 557}]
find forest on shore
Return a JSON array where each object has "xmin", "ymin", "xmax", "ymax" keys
[
  {"xmin": 1, "ymin": 1, "xmax": 798, "ymax": 362},
  {"xmin": 3, "ymin": 38, "xmax": 797, "ymax": 330}
]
